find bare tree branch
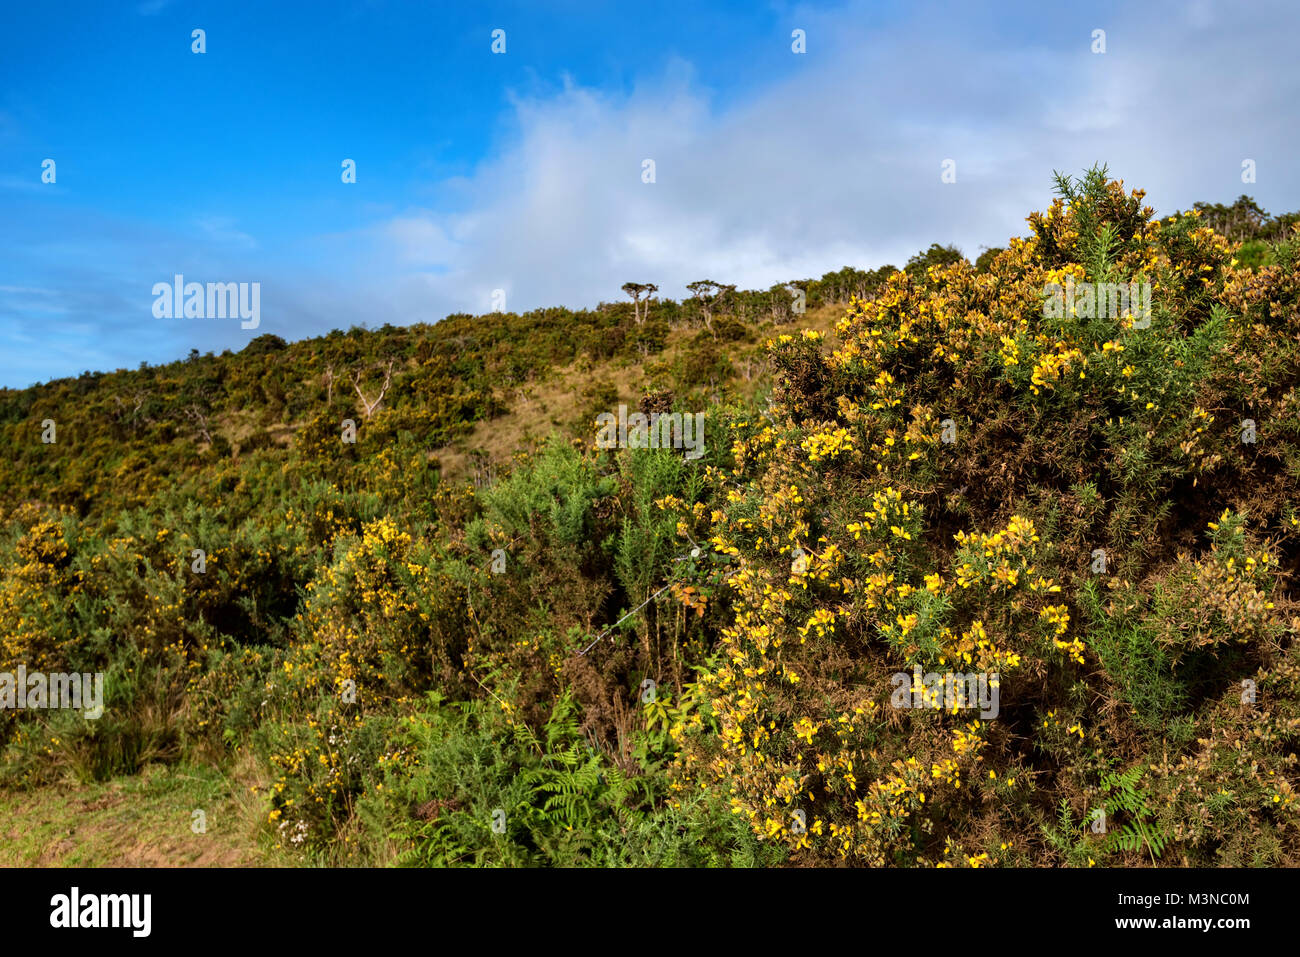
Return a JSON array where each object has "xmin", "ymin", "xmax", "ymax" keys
[{"xmin": 351, "ymin": 358, "xmax": 395, "ymax": 419}]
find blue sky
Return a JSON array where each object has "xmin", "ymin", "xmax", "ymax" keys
[{"xmin": 3, "ymin": 0, "xmax": 1299, "ymax": 387}]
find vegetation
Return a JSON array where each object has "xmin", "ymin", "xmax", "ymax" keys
[{"xmin": 3, "ymin": 168, "xmax": 1299, "ymax": 867}]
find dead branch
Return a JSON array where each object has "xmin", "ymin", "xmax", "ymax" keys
[{"xmin": 351, "ymin": 358, "xmax": 395, "ymax": 419}]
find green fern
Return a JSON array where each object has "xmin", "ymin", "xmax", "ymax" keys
[
  {"xmin": 519, "ymin": 693, "xmax": 607, "ymax": 829},
  {"xmin": 1100, "ymin": 766, "xmax": 1171, "ymax": 863}
]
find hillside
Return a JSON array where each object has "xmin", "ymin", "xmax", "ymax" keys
[{"xmin": 3, "ymin": 168, "xmax": 1300, "ymax": 866}]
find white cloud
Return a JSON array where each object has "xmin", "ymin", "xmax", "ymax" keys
[
  {"xmin": 355, "ymin": 0, "xmax": 1300, "ymax": 324},
  {"xmin": 382, "ymin": 216, "xmax": 458, "ymax": 267}
]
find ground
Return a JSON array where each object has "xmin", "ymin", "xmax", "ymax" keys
[{"xmin": 0, "ymin": 759, "xmax": 269, "ymax": 867}]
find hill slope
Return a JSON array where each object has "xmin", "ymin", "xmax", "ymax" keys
[{"xmin": 3, "ymin": 168, "xmax": 1300, "ymax": 867}]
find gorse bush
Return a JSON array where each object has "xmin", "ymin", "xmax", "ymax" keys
[
  {"xmin": 1, "ymin": 167, "xmax": 1298, "ymax": 866},
  {"xmin": 664, "ymin": 167, "xmax": 1300, "ymax": 865}
]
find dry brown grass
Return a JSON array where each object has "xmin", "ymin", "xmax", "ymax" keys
[{"xmin": 431, "ymin": 304, "xmax": 846, "ymax": 484}]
